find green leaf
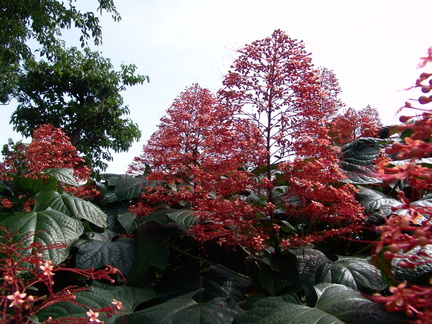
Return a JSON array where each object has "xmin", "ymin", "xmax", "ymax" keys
[
  {"xmin": 234, "ymin": 293, "xmax": 343, "ymax": 324},
  {"xmin": 75, "ymin": 236, "xmax": 136, "ymax": 275},
  {"xmin": 118, "ymin": 210, "xmax": 138, "ymax": 233},
  {"xmin": 316, "ymin": 257, "xmax": 387, "ymax": 292},
  {"xmin": 38, "ymin": 286, "xmax": 157, "ymax": 323},
  {"xmin": 258, "ymin": 252, "xmax": 301, "ymax": 296},
  {"xmin": 113, "ymin": 175, "xmax": 146, "ymax": 200},
  {"xmin": 167, "ymin": 209, "xmax": 197, "ymax": 228},
  {"xmin": 357, "ymin": 187, "xmax": 401, "ymax": 215},
  {"xmin": 235, "ymin": 284, "xmax": 405, "ymax": 324},
  {"xmin": 92, "ymin": 282, "xmax": 158, "ymax": 311},
  {"xmin": 34, "ymin": 190, "xmax": 107, "ymax": 228},
  {"xmin": 314, "ymin": 283, "xmax": 406, "ymax": 324},
  {"xmin": 127, "ymin": 232, "xmax": 170, "ymax": 285},
  {"xmin": 0, "ymin": 209, "xmax": 84, "ymax": 264},
  {"xmin": 115, "ymin": 290, "xmax": 239, "ymax": 324},
  {"xmin": 339, "ymin": 138, "xmax": 388, "ymax": 184},
  {"xmin": 13, "ymin": 174, "xmax": 57, "ymax": 194},
  {"xmin": 392, "ymin": 244, "xmax": 432, "ymax": 284},
  {"xmin": 42, "ymin": 168, "xmax": 78, "ymax": 186}
]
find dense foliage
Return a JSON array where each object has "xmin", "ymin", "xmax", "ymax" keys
[
  {"xmin": 1, "ymin": 3, "xmax": 431, "ymax": 323},
  {"xmin": 11, "ymin": 44, "xmax": 148, "ymax": 170},
  {"xmin": 0, "ymin": 0, "xmax": 119, "ymax": 103}
]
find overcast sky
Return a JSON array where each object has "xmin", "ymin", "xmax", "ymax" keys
[{"xmin": 1, "ymin": 0, "xmax": 431, "ymax": 173}]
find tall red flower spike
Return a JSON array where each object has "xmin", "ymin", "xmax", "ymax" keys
[
  {"xmin": 129, "ymin": 84, "xmax": 265, "ymax": 249},
  {"xmin": 219, "ymin": 29, "xmax": 364, "ymax": 248}
]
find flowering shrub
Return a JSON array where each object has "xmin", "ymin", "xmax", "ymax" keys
[
  {"xmin": 0, "ymin": 227, "xmax": 123, "ymax": 323},
  {"xmin": 371, "ymin": 47, "xmax": 432, "ymax": 323}
]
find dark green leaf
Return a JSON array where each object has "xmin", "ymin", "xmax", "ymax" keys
[
  {"xmin": 13, "ymin": 174, "xmax": 57, "ymax": 194},
  {"xmin": 0, "ymin": 209, "xmax": 84, "ymax": 264},
  {"xmin": 118, "ymin": 210, "xmax": 138, "ymax": 233},
  {"xmin": 316, "ymin": 257, "xmax": 387, "ymax": 292},
  {"xmin": 167, "ymin": 209, "xmax": 197, "ymax": 228},
  {"xmin": 357, "ymin": 187, "xmax": 401, "ymax": 215},
  {"xmin": 34, "ymin": 190, "xmax": 107, "ymax": 228},
  {"xmin": 116, "ymin": 290, "xmax": 239, "ymax": 324},
  {"xmin": 38, "ymin": 285, "xmax": 156, "ymax": 323},
  {"xmin": 75, "ymin": 237, "xmax": 135, "ymax": 275},
  {"xmin": 127, "ymin": 232, "xmax": 170, "ymax": 285},
  {"xmin": 42, "ymin": 168, "xmax": 78, "ymax": 186},
  {"xmin": 234, "ymin": 293, "xmax": 343, "ymax": 324},
  {"xmin": 314, "ymin": 283, "xmax": 407, "ymax": 324}
]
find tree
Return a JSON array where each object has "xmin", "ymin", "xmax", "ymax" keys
[
  {"xmin": 0, "ymin": 0, "xmax": 120, "ymax": 103},
  {"xmin": 219, "ymin": 29, "xmax": 363, "ymax": 246},
  {"xmin": 129, "ymin": 84, "xmax": 265, "ymax": 248},
  {"xmin": 11, "ymin": 45, "xmax": 148, "ymax": 171},
  {"xmin": 328, "ymin": 105, "xmax": 383, "ymax": 146}
]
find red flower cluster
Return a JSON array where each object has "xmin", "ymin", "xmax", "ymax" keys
[
  {"xmin": 372, "ymin": 47, "xmax": 432, "ymax": 323},
  {"xmin": 0, "ymin": 227, "xmax": 124, "ymax": 323}
]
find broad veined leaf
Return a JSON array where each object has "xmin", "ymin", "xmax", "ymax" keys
[
  {"xmin": 314, "ymin": 283, "xmax": 407, "ymax": 324},
  {"xmin": 117, "ymin": 210, "xmax": 138, "ymax": 233},
  {"xmin": 75, "ymin": 236, "xmax": 136, "ymax": 275},
  {"xmin": 42, "ymin": 168, "xmax": 78, "ymax": 186},
  {"xmin": 13, "ymin": 174, "xmax": 57, "ymax": 194},
  {"xmin": 315, "ymin": 257, "xmax": 387, "ymax": 292},
  {"xmin": 167, "ymin": 209, "xmax": 197, "ymax": 228},
  {"xmin": 127, "ymin": 232, "xmax": 170, "ymax": 285},
  {"xmin": 340, "ymin": 138, "xmax": 388, "ymax": 167},
  {"xmin": 357, "ymin": 187, "xmax": 401, "ymax": 215},
  {"xmin": 92, "ymin": 282, "xmax": 158, "ymax": 311},
  {"xmin": 290, "ymin": 248, "xmax": 331, "ymax": 304},
  {"xmin": 115, "ymin": 290, "xmax": 239, "ymax": 324},
  {"xmin": 38, "ymin": 285, "xmax": 156, "ymax": 323},
  {"xmin": 392, "ymin": 244, "xmax": 432, "ymax": 284},
  {"xmin": 339, "ymin": 138, "xmax": 387, "ymax": 184},
  {"xmin": 235, "ymin": 284, "xmax": 405, "ymax": 324},
  {"xmin": 99, "ymin": 174, "xmax": 146, "ymax": 202},
  {"xmin": 258, "ymin": 252, "xmax": 301, "ymax": 296},
  {"xmin": 0, "ymin": 209, "xmax": 84, "ymax": 264},
  {"xmin": 34, "ymin": 190, "xmax": 107, "ymax": 228},
  {"xmin": 233, "ymin": 293, "xmax": 343, "ymax": 324}
]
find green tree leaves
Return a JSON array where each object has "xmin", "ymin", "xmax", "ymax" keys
[{"xmin": 12, "ymin": 45, "xmax": 148, "ymax": 170}]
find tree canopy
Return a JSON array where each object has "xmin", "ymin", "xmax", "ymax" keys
[
  {"xmin": 0, "ymin": 0, "xmax": 120, "ymax": 103},
  {"xmin": 11, "ymin": 45, "xmax": 148, "ymax": 171}
]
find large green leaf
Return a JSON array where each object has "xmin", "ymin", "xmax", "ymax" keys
[
  {"xmin": 357, "ymin": 187, "xmax": 401, "ymax": 215},
  {"xmin": 340, "ymin": 138, "xmax": 388, "ymax": 167},
  {"xmin": 127, "ymin": 232, "xmax": 170, "ymax": 285},
  {"xmin": 13, "ymin": 174, "xmax": 57, "ymax": 194},
  {"xmin": 0, "ymin": 209, "xmax": 84, "ymax": 264},
  {"xmin": 314, "ymin": 283, "xmax": 407, "ymax": 324},
  {"xmin": 258, "ymin": 252, "xmax": 301, "ymax": 296},
  {"xmin": 38, "ymin": 285, "xmax": 157, "ymax": 323},
  {"xmin": 75, "ymin": 236, "xmax": 136, "ymax": 275},
  {"xmin": 167, "ymin": 209, "xmax": 197, "ymax": 228},
  {"xmin": 34, "ymin": 190, "xmax": 107, "ymax": 228},
  {"xmin": 315, "ymin": 257, "xmax": 387, "ymax": 292},
  {"xmin": 42, "ymin": 168, "xmax": 78, "ymax": 186},
  {"xmin": 233, "ymin": 293, "xmax": 343, "ymax": 324},
  {"xmin": 392, "ymin": 244, "xmax": 432, "ymax": 284},
  {"xmin": 339, "ymin": 138, "xmax": 387, "ymax": 184},
  {"xmin": 290, "ymin": 248, "xmax": 331, "ymax": 304},
  {"xmin": 98, "ymin": 174, "xmax": 146, "ymax": 202},
  {"xmin": 234, "ymin": 284, "xmax": 405, "ymax": 324},
  {"xmin": 115, "ymin": 290, "xmax": 239, "ymax": 324}
]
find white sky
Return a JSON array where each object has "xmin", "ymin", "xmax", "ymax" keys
[{"xmin": 1, "ymin": 0, "xmax": 431, "ymax": 173}]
